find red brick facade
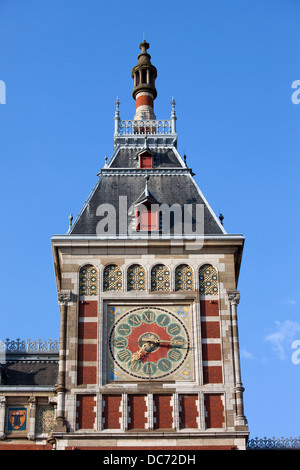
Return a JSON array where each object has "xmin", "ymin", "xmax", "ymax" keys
[
  {"xmin": 204, "ymin": 394, "xmax": 225, "ymax": 429},
  {"xmin": 202, "ymin": 343, "xmax": 222, "ymax": 361},
  {"xmin": 77, "ymin": 366, "xmax": 97, "ymax": 385},
  {"xmin": 201, "ymin": 321, "xmax": 221, "ymax": 339},
  {"xmin": 203, "ymin": 365, "xmax": 223, "ymax": 384},
  {"xmin": 179, "ymin": 394, "xmax": 198, "ymax": 428},
  {"xmin": 79, "ymin": 301, "xmax": 98, "ymax": 317},
  {"xmin": 128, "ymin": 395, "xmax": 147, "ymax": 430},
  {"xmin": 76, "ymin": 395, "xmax": 96, "ymax": 430},
  {"xmin": 102, "ymin": 395, "xmax": 122, "ymax": 430},
  {"xmin": 200, "ymin": 299, "xmax": 219, "ymax": 316},
  {"xmin": 136, "ymin": 94, "xmax": 154, "ymax": 109},
  {"xmin": 154, "ymin": 395, "xmax": 173, "ymax": 429},
  {"xmin": 77, "ymin": 300, "xmax": 97, "ymax": 385},
  {"xmin": 200, "ymin": 299, "xmax": 223, "ymax": 384}
]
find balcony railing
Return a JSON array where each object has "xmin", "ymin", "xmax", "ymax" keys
[
  {"xmin": 247, "ymin": 436, "xmax": 300, "ymax": 449},
  {"xmin": 1, "ymin": 338, "xmax": 60, "ymax": 355},
  {"xmin": 118, "ymin": 119, "xmax": 174, "ymax": 136}
]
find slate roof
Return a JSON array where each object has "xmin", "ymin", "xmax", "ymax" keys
[
  {"xmin": 109, "ymin": 147, "xmax": 182, "ymax": 169},
  {"xmin": 0, "ymin": 361, "xmax": 58, "ymax": 387},
  {"xmin": 70, "ymin": 146, "xmax": 225, "ymax": 236}
]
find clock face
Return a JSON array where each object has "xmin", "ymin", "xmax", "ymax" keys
[{"xmin": 107, "ymin": 306, "xmax": 192, "ymax": 381}]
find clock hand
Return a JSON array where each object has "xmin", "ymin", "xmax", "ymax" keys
[
  {"xmin": 152, "ymin": 338, "xmax": 188, "ymax": 349},
  {"xmin": 131, "ymin": 342, "xmax": 149, "ymax": 362}
]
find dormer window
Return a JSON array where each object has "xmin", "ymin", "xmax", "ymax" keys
[
  {"xmin": 138, "ymin": 149, "xmax": 153, "ymax": 169},
  {"xmin": 133, "ymin": 175, "xmax": 160, "ymax": 231},
  {"xmin": 135, "ymin": 202, "xmax": 159, "ymax": 231}
]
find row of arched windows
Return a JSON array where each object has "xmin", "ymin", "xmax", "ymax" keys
[{"xmin": 79, "ymin": 263, "xmax": 218, "ymax": 296}]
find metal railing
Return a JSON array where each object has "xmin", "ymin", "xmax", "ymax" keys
[
  {"xmin": 1, "ymin": 338, "xmax": 60, "ymax": 354},
  {"xmin": 247, "ymin": 436, "xmax": 300, "ymax": 450}
]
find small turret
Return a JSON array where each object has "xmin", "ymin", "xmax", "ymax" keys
[{"xmin": 132, "ymin": 41, "xmax": 157, "ymax": 120}]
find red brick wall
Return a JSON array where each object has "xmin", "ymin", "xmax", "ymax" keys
[
  {"xmin": 136, "ymin": 94, "xmax": 154, "ymax": 108},
  {"xmin": 153, "ymin": 395, "xmax": 173, "ymax": 429},
  {"xmin": 200, "ymin": 299, "xmax": 219, "ymax": 316},
  {"xmin": 76, "ymin": 395, "xmax": 96, "ymax": 430},
  {"xmin": 0, "ymin": 444, "xmax": 53, "ymax": 450},
  {"xmin": 179, "ymin": 394, "xmax": 198, "ymax": 428},
  {"xmin": 202, "ymin": 343, "xmax": 222, "ymax": 361},
  {"xmin": 204, "ymin": 394, "xmax": 224, "ymax": 429},
  {"xmin": 77, "ymin": 300, "xmax": 97, "ymax": 385},
  {"xmin": 201, "ymin": 301, "xmax": 223, "ymax": 384},
  {"xmin": 78, "ymin": 321, "xmax": 97, "ymax": 340},
  {"xmin": 77, "ymin": 343, "xmax": 97, "ymax": 362},
  {"xmin": 128, "ymin": 395, "xmax": 147, "ymax": 430},
  {"xmin": 79, "ymin": 301, "xmax": 98, "ymax": 317},
  {"xmin": 203, "ymin": 366, "xmax": 223, "ymax": 384},
  {"xmin": 77, "ymin": 366, "xmax": 97, "ymax": 385},
  {"xmin": 102, "ymin": 395, "xmax": 122, "ymax": 430},
  {"xmin": 201, "ymin": 321, "xmax": 220, "ymax": 338}
]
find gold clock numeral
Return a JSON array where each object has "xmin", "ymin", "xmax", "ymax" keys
[
  {"xmin": 171, "ymin": 336, "xmax": 186, "ymax": 347},
  {"xmin": 117, "ymin": 324, "xmax": 131, "ymax": 336},
  {"xmin": 167, "ymin": 324, "xmax": 181, "ymax": 335},
  {"xmin": 168, "ymin": 349, "xmax": 182, "ymax": 361},
  {"xmin": 156, "ymin": 314, "xmax": 170, "ymax": 326},
  {"xmin": 128, "ymin": 314, "xmax": 142, "ymax": 327},
  {"xmin": 129, "ymin": 360, "xmax": 142, "ymax": 372},
  {"xmin": 143, "ymin": 362, "xmax": 157, "ymax": 376},
  {"xmin": 113, "ymin": 337, "xmax": 128, "ymax": 349},
  {"xmin": 142, "ymin": 310, "xmax": 156, "ymax": 323},
  {"xmin": 117, "ymin": 349, "xmax": 131, "ymax": 363},
  {"xmin": 158, "ymin": 359, "xmax": 171, "ymax": 371}
]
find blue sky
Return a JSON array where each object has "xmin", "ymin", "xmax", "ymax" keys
[{"xmin": 0, "ymin": 0, "xmax": 299, "ymax": 440}]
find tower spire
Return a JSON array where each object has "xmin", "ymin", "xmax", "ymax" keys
[{"xmin": 132, "ymin": 40, "xmax": 157, "ymax": 120}]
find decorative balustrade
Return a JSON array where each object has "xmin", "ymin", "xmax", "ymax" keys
[
  {"xmin": 118, "ymin": 119, "xmax": 174, "ymax": 135},
  {"xmin": 1, "ymin": 338, "xmax": 60, "ymax": 354},
  {"xmin": 247, "ymin": 436, "xmax": 300, "ymax": 449}
]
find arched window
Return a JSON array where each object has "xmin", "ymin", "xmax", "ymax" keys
[
  {"xmin": 175, "ymin": 264, "xmax": 194, "ymax": 291},
  {"xmin": 103, "ymin": 264, "xmax": 122, "ymax": 291},
  {"xmin": 151, "ymin": 264, "xmax": 170, "ymax": 291},
  {"xmin": 199, "ymin": 264, "xmax": 218, "ymax": 295},
  {"xmin": 127, "ymin": 264, "xmax": 146, "ymax": 291},
  {"xmin": 79, "ymin": 265, "xmax": 98, "ymax": 296}
]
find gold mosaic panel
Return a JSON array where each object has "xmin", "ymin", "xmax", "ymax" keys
[
  {"xmin": 127, "ymin": 264, "xmax": 146, "ymax": 291},
  {"xmin": 103, "ymin": 264, "xmax": 123, "ymax": 291},
  {"xmin": 199, "ymin": 264, "xmax": 218, "ymax": 295},
  {"xmin": 79, "ymin": 265, "xmax": 98, "ymax": 296},
  {"xmin": 151, "ymin": 264, "xmax": 170, "ymax": 291},
  {"xmin": 36, "ymin": 406, "xmax": 55, "ymax": 434},
  {"xmin": 175, "ymin": 264, "xmax": 194, "ymax": 291}
]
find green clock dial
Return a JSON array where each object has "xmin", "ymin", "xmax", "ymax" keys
[{"xmin": 108, "ymin": 307, "xmax": 191, "ymax": 380}]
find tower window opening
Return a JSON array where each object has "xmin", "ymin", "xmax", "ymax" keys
[
  {"xmin": 135, "ymin": 203, "xmax": 159, "ymax": 231},
  {"xmin": 139, "ymin": 153, "xmax": 153, "ymax": 168}
]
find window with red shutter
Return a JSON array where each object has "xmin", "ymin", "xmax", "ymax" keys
[
  {"xmin": 136, "ymin": 204, "xmax": 159, "ymax": 231},
  {"xmin": 139, "ymin": 153, "xmax": 153, "ymax": 169}
]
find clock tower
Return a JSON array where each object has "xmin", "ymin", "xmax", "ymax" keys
[{"xmin": 51, "ymin": 41, "xmax": 249, "ymax": 450}]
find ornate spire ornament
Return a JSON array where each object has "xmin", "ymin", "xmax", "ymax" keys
[{"xmin": 132, "ymin": 41, "xmax": 157, "ymax": 120}]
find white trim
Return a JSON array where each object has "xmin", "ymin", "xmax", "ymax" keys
[{"xmin": 52, "ymin": 234, "xmax": 244, "ymax": 241}]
